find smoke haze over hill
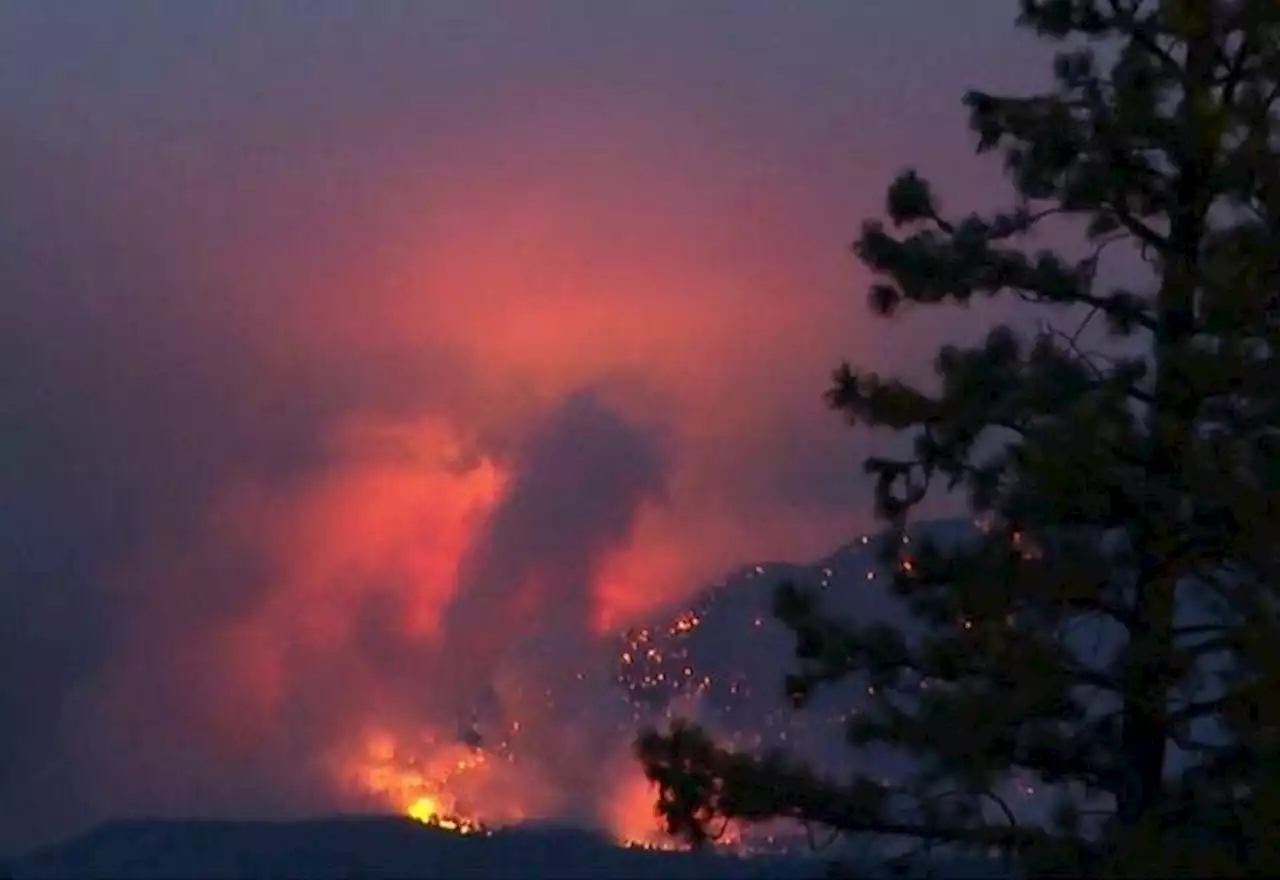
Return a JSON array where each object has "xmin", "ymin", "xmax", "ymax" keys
[{"xmin": 0, "ymin": 0, "xmax": 1052, "ymax": 853}]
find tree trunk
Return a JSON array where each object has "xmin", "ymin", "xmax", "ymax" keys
[{"xmin": 1116, "ymin": 20, "xmax": 1218, "ymax": 830}]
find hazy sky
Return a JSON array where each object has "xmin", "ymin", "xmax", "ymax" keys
[{"xmin": 0, "ymin": 0, "xmax": 1052, "ymax": 852}]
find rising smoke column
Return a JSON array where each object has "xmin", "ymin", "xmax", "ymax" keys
[{"xmin": 434, "ymin": 388, "xmax": 669, "ymax": 821}]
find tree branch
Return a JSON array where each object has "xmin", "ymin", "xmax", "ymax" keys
[
  {"xmin": 776, "ymin": 788, "xmax": 1055, "ymax": 855},
  {"xmin": 1219, "ymin": 36, "xmax": 1253, "ymax": 110},
  {"xmin": 1107, "ymin": 0, "xmax": 1181, "ymax": 77},
  {"xmin": 1170, "ymin": 694, "xmax": 1231, "ymax": 724},
  {"xmin": 1020, "ymin": 285, "xmax": 1157, "ymax": 333},
  {"xmin": 1104, "ymin": 202, "xmax": 1170, "ymax": 258}
]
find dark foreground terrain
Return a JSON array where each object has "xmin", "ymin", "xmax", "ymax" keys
[
  {"xmin": 3, "ymin": 817, "xmax": 819, "ymax": 880},
  {"xmin": 3, "ymin": 816, "xmax": 1016, "ymax": 879}
]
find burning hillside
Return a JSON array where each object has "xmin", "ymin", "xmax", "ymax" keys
[{"xmin": 318, "ymin": 521, "xmax": 995, "ymax": 854}]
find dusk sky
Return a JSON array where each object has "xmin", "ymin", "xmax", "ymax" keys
[{"xmin": 0, "ymin": 0, "xmax": 1054, "ymax": 852}]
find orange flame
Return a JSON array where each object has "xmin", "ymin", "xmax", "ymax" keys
[
  {"xmin": 604, "ymin": 768, "xmax": 682, "ymax": 851},
  {"xmin": 341, "ymin": 730, "xmax": 509, "ymax": 835},
  {"xmin": 337, "ymin": 726, "xmax": 696, "ymax": 850}
]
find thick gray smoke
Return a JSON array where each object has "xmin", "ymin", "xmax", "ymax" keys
[
  {"xmin": 435, "ymin": 390, "xmax": 670, "ymax": 821},
  {"xmin": 443, "ymin": 391, "xmax": 669, "ymax": 683}
]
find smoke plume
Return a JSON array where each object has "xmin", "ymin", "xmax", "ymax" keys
[{"xmin": 0, "ymin": 0, "xmax": 1039, "ymax": 853}]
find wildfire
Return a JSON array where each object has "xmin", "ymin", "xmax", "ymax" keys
[
  {"xmin": 340, "ymin": 728, "xmax": 692, "ymax": 852},
  {"xmin": 341, "ymin": 730, "xmax": 512, "ymax": 837},
  {"xmin": 406, "ymin": 795, "xmax": 487, "ymax": 835},
  {"xmin": 314, "ymin": 519, "xmax": 1046, "ymax": 858},
  {"xmin": 605, "ymin": 769, "xmax": 684, "ymax": 851}
]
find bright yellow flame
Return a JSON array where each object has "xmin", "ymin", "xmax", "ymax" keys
[
  {"xmin": 407, "ymin": 795, "xmax": 442, "ymax": 824},
  {"xmin": 337, "ymin": 730, "xmax": 517, "ymax": 837},
  {"xmin": 405, "ymin": 794, "xmax": 487, "ymax": 835}
]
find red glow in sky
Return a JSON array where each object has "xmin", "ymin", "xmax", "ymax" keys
[{"xmin": 0, "ymin": 0, "xmax": 1049, "ymax": 851}]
